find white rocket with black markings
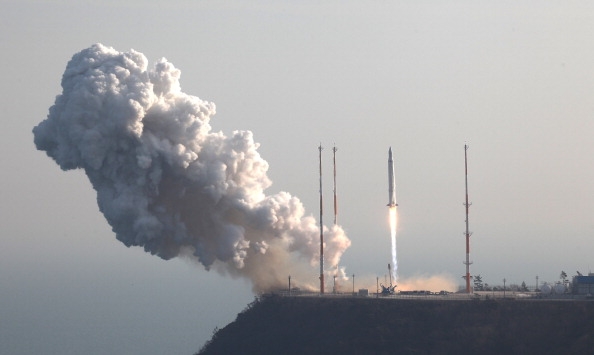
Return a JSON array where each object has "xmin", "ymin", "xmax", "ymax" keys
[
  {"xmin": 387, "ymin": 147, "xmax": 397, "ymax": 207},
  {"xmin": 387, "ymin": 147, "xmax": 398, "ymax": 285}
]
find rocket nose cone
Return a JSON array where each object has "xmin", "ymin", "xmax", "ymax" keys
[{"xmin": 388, "ymin": 147, "xmax": 392, "ymax": 157}]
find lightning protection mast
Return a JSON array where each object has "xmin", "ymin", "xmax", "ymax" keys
[
  {"xmin": 332, "ymin": 145, "xmax": 338, "ymax": 226},
  {"xmin": 332, "ymin": 145, "xmax": 338, "ymax": 292},
  {"xmin": 318, "ymin": 143, "xmax": 325, "ymax": 294},
  {"xmin": 463, "ymin": 144, "xmax": 473, "ymax": 293}
]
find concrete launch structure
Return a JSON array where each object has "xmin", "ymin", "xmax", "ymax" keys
[{"xmin": 387, "ymin": 147, "xmax": 398, "ymax": 207}]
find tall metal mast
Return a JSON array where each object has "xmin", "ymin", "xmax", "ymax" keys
[
  {"xmin": 318, "ymin": 144, "xmax": 325, "ymax": 294},
  {"xmin": 463, "ymin": 144, "xmax": 473, "ymax": 293},
  {"xmin": 332, "ymin": 145, "xmax": 338, "ymax": 225}
]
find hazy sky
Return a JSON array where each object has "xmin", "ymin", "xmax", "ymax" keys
[{"xmin": 2, "ymin": 1, "xmax": 594, "ymax": 354}]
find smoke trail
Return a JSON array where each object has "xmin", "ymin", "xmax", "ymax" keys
[
  {"xmin": 32, "ymin": 44, "xmax": 351, "ymax": 293},
  {"xmin": 389, "ymin": 206, "xmax": 398, "ymax": 283}
]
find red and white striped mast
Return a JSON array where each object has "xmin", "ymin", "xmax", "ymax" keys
[
  {"xmin": 463, "ymin": 144, "xmax": 473, "ymax": 293},
  {"xmin": 332, "ymin": 145, "xmax": 338, "ymax": 226},
  {"xmin": 318, "ymin": 144, "xmax": 325, "ymax": 294}
]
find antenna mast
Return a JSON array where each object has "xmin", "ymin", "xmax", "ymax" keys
[
  {"xmin": 319, "ymin": 144, "xmax": 325, "ymax": 294},
  {"xmin": 463, "ymin": 144, "xmax": 473, "ymax": 293},
  {"xmin": 332, "ymin": 145, "xmax": 338, "ymax": 225}
]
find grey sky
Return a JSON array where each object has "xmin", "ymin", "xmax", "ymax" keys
[{"xmin": 2, "ymin": 1, "xmax": 594, "ymax": 354}]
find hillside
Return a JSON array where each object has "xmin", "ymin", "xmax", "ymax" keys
[{"xmin": 197, "ymin": 294, "xmax": 594, "ymax": 355}]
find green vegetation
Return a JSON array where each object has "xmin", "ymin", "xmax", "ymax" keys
[{"xmin": 197, "ymin": 295, "xmax": 594, "ymax": 355}]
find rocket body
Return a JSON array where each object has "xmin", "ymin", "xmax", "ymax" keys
[{"xmin": 388, "ymin": 147, "xmax": 397, "ymax": 207}]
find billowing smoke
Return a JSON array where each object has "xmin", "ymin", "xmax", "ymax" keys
[{"xmin": 33, "ymin": 44, "xmax": 351, "ymax": 292}]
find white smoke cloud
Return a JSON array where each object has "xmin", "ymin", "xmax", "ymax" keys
[{"xmin": 33, "ymin": 44, "xmax": 351, "ymax": 292}]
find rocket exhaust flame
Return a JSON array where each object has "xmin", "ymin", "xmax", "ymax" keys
[
  {"xmin": 389, "ymin": 206, "xmax": 398, "ymax": 282},
  {"xmin": 387, "ymin": 147, "xmax": 398, "ymax": 283},
  {"xmin": 32, "ymin": 44, "xmax": 351, "ymax": 293}
]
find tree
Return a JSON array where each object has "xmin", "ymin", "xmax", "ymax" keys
[
  {"xmin": 521, "ymin": 281, "xmax": 528, "ymax": 292},
  {"xmin": 560, "ymin": 271, "xmax": 568, "ymax": 285},
  {"xmin": 473, "ymin": 275, "xmax": 484, "ymax": 291}
]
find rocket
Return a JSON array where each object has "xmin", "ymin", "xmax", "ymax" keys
[{"xmin": 387, "ymin": 147, "xmax": 397, "ymax": 207}]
